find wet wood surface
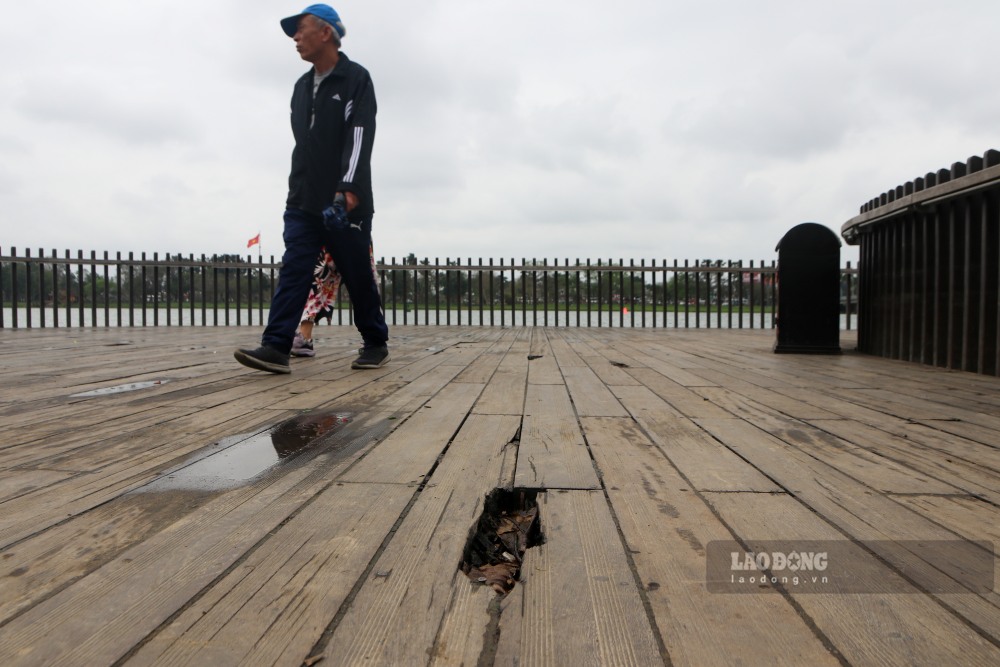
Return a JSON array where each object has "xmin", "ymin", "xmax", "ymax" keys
[{"xmin": 0, "ymin": 325, "xmax": 998, "ymax": 666}]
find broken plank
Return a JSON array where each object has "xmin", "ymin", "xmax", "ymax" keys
[
  {"xmin": 494, "ymin": 490, "xmax": 662, "ymax": 667},
  {"xmin": 318, "ymin": 415, "xmax": 521, "ymax": 665}
]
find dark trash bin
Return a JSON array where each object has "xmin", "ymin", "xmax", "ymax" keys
[{"xmin": 774, "ymin": 222, "xmax": 842, "ymax": 354}]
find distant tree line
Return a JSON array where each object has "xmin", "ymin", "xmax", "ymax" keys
[
  {"xmin": 0, "ymin": 253, "xmax": 275, "ymax": 307},
  {"xmin": 380, "ymin": 255, "xmax": 779, "ymax": 310}
]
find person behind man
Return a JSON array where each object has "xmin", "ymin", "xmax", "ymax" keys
[
  {"xmin": 235, "ymin": 4, "xmax": 389, "ymax": 374},
  {"xmin": 291, "ymin": 248, "xmax": 341, "ymax": 357}
]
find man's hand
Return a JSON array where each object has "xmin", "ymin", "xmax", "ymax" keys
[{"xmin": 342, "ymin": 191, "xmax": 359, "ymax": 212}]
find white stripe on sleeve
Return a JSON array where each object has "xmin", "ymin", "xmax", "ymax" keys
[{"xmin": 343, "ymin": 126, "xmax": 363, "ymax": 183}]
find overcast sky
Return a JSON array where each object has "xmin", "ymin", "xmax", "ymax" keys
[{"xmin": 2, "ymin": 1, "xmax": 998, "ymax": 266}]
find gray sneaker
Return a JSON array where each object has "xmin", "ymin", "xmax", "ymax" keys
[
  {"xmin": 351, "ymin": 344, "xmax": 390, "ymax": 369},
  {"xmin": 291, "ymin": 333, "xmax": 315, "ymax": 357},
  {"xmin": 234, "ymin": 345, "xmax": 291, "ymax": 374}
]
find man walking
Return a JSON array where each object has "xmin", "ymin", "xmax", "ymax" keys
[{"xmin": 235, "ymin": 4, "xmax": 389, "ymax": 373}]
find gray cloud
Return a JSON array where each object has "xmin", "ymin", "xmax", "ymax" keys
[
  {"xmin": 16, "ymin": 84, "xmax": 201, "ymax": 146},
  {"xmin": 1, "ymin": 0, "xmax": 998, "ymax": 265}
]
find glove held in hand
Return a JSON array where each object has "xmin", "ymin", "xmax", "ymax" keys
[{"xmin": 322, "ymin": 193, "xmax": 349, "ymax": 232}]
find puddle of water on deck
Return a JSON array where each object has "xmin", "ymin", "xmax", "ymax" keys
[
  {"xmin": 138, "ymin": 410, "xmax": 351, "ymax": 492},
  {"xmin": 70, "ymin": 380, "xmax": 169, "ymax": 397}
]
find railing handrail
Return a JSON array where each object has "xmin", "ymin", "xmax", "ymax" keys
[
  {"xmin": 0, "ymin": 253, "xmax": 798, "ymax": 274},
  {"xmin": 841, "ymin": 148, "xmax": 1000, "ymax": 244}
]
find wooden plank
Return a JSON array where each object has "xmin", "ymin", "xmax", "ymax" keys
[
  {"xmin": 696, "ymin": 417, "xmax": 1000, "ymax": 642},
  {"xmin": 318, "ymin": 414, "xmax": 521, "ymax": 664},
  {"xmin": 0, "ymin": 468, "xmax": 76, "ymax": 503},
  {"xmin": 610, "ymin": 382, "xmax": 778, "ymax": 492},
  {"xmin": 526, "ymin": 330, "xmax": 562, "ymax": 385},
  {"xmin": 579, "ymin": 351, "xmax": 643, "ymax": 386},
  {"xmin": 829, "ymin": 386, "xmax": 1000, "ymax": 429},
  {"xmin": 610, "ymin": 384, "xmax": 685, "ymax": 418},
  {"xmin": 618, "ymin": 340, "xmax": 723, "ymax": 387},
  {"xmin": 372, "ymin": 357, "xmax": 467, "ymax": 411},
  {"xmin": 471, "ymin": 366, "xmax": 527, "ymax": 415},
  {"xmin": 471, "ymin": 336, "xmax": 529, "ymax": 416},
  {"xmin": 124, "ymin": 483, "xmax": 412, "ymax": 666},
  {"xmin": 560, "ymin": 365, "xmax": 629, "ymax": 417},
  {"xmin": 546, "ymin": 331, "xmax": 587, "ymax": 368},
  {"xmin": 428, "ymin": 582, "xmax": 494, "ymax": 666},
  {"xmin": 451, "ymin": 338, "xmax": 509, "ymax": 383},
  {"xmin": 892, "ymin": 495, "xmax": 1000, "ymax": 545},
  {"xmin": 624, "ymin": 367, "xmax": 731, "ymax": 419},
  {"xmin": 572, "ymin": 331, "xmax": 648, "ymax": 381},
  {"xmin": 768, "ymin": 384, "xmax": 920, "ymax": 424},
  {"xmin": 632, "ymin": 412, "xmax": 779, "ymax": 493},
  {"xmin": 694, "ymin": 384, "xmax": 843, "ymax": 420},
  {"xmin": 264, "ymin": 374, "xmax": 376, "ymax": 410},
  {"xmin": 580, "ymin": 416, "xmax": 839, "ymax": 666},
  {"xmin": 339, "ymin": 381, "xmax": 484, "ymax": 484},
  {"xmin": 377, "ymin": 344, "xmax": 462, "ymax": 385},
  {"xmin": 706, "ymin": 491, "xmax": 1000, "ymax": 666},
  {"xmin": 494, "ymin": 490, "xmax": 663, "ymax": 666},
  {"xmin": 550, "ymin": 332, "xmax": 630, "ymax": 416},
  {"xmin": 0, "ymin": 487, "xmax": 219, "ymax": 624},
  {"xmin": 0, "ymin": 376, "xmax": 216, "ymax": 431},
  {"xmin": 876, "ymin": 419, "xmax": 1000, "ymax": 473},
  {"xmin": 810, "ymin": 418, "xmax": 1000, "ymax": 501},
  {"xmin": 515, "ymin": 384, "xmax": 600, "ymax": 490},
  {"xmin": 0, "ymin": 365, "xmax": 416, "ymax": 554},
  {"xmin": 269, "ymin": 376, "xmax": 409, "ymax": 412},
  {"xmin": 915, "ymin": 418, "xmax": 1000, "ymax": 449},
  {"xmin": 0, "ymin": 409, "xmax": 297, "ymax": 548},
  {"xmin": 0, "ymin": 396, "xmax": 406, "ymax": 618},
  {"xmin": 565, "ymin": 332, "xmax": 643, "ymax": 386},
  {"xmin": 690, "ymin": 393, "xmax": 960, "ymax": 495},
  {"xmin": 0, "ymin": 463, "xmax": 327, "ymax": 665},
  {"xmin": 1, "ymin": 406, "xmax": 199, "ymax": 469},
  {"xmin": 837, "ymin": 368, "xmax": 1000, "ymax": 413},
  {"xmin": 5, "ymin": 406, "xmax": 233, "ymax": 474}
]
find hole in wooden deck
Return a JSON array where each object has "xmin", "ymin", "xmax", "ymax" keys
[
  {"xmin": 138, "ymin": 410, "xmax": 351, "ymax": 492},
  {"xmin": 460, "ymin": 488, "xmax": 545, "ymax": 595}
]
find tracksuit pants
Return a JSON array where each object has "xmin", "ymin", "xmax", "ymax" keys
[{"xmin": 261, "ymin": 208, "xmax": 388, "ymax": 355}]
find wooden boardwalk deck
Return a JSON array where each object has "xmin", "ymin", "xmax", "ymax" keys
[{"xmin": 0, "ymin": 325, "xmax": 997, "ymax": 666}]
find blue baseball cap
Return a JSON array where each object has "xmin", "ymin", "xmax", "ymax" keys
[{"xmin": 281, "ymin": 4, "xmax": 346, "ymax": 38}]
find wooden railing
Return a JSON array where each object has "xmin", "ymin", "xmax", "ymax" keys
[
  {"xmin": 841, "ymin": 148, "xmax": 1000, "ymax": 375},
  {"xmin": 0, "ymin": 249, "xmax": 859, "ymax": 330}
]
